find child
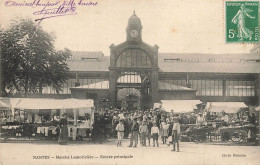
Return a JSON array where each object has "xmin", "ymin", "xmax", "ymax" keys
[
  {"xmin": 146, "ymin": 117, "xmax": 153, "ymax": 147},
  {"xmin": 116, "ymin": 119, "xmax": 124, "ymax": 147},
  {"xmin": 139, "ymin": 120, "xmax": 148, "ymax": 146},
  {"xmin": 171, "ymin": 117, "xmax": 180, "ymax": 152},
  {"xmin": 151, "ymin": 121, "xmax": 159, "ymax": 147},
  {"xmin": 160, "ymin": 119, "xmax": 169, "ymax": 144}
]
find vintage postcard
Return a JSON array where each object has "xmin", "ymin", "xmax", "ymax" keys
[{"xmin": 0, "ymin": 0, "xmax": 259, "ymax": 165}]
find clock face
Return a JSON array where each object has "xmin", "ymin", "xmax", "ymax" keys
[{"xmin": 130, "ymin": 30, "xmax": 138, "ymax": 38}]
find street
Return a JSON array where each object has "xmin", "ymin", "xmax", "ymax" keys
[{"xmin": 0, "ymin": 139, "xmax": 259, "ymax": 165}]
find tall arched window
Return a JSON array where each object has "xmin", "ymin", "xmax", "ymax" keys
[{"xmin": 116, "ymin": 49, "xmax": 152, "ymax": 67}]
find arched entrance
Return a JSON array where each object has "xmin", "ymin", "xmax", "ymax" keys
[{"xmin": 116, "ymin": 71, "xmax": 151, "ymax": 110}]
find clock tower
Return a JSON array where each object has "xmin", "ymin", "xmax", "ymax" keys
[
  {"xmin": 126, "ymin": 11, "xmax": 142, "ymax": 42},
  {"xmin": 109, "ymin": 12, "xmax": 159, "ymax": 109}
]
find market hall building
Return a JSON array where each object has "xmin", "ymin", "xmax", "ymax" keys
[{"xmin": 40, "ymin": 13, "xmax": 260, "ymax": 111}]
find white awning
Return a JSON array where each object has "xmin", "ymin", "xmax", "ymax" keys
[
  {"xmin": 153, "ymin": 103, "xmax": 162, "ymax": 109},
  {"xmin": 206, "ymin": 102, "xmax": 247, "ymax": 113},
  {"xmin": 0, "ymin": 100, "xmax": 10, "ymax": 110},
  {"xmin": 10, "ymin": 98, "xmax": 94, "ymax": 110},
  {"xmin": 254, "ymin": 106, "xmax": 260, "ymax": 111},
  {"xmin": 156, "ymin": 100, "xmax": 202, "ymax": 113}
]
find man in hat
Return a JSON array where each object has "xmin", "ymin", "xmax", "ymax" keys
[
  {"xmin": 170, "ymin": 110, "xmax": 174, "ymax": 118},
  {"xmin": 146, "ymin": 117, "xmax": 153, "ymax": 147},
  {"xmin": 128, "ymin": 117, "xmax": 139, "ymax": 147},
  {"xmin": 139, "ymin": 120, "xmax": 148, "ymax": 146},
  {"xmin": 190, "ymin": 113, "xmax": 196, "ymax": 124},
  {"xmin": 151, "ymin": 121, "xmax": 159, "ymax": 147},
  {"xmin": 196, "ymin": 113, "xmax": 204, "ymax": 128},
  {"xmin": 171, "ymin": 117, "xmax": 180, "ymax": 152},
  {"xmin": 116, "ymin": 119, "xmax": 124, "ymax": 147},
  {"xmin": 143, "ymin": 112, "xmax": 148, "ymax": 121}
]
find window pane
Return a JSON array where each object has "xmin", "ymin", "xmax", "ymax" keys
[
  {"xmin": 205, "ymin": 80, "xmax": 210, "ymax": 96},
  {"xmin": 201, "ymin": 80, "xmax": 206, "ymax": 96},
  {"xmin": 233, "ymin": 81, "xmax": 239, "ymax": 96},
  {"xmin": 214, "ymin": 80, "xmax": 218, "ymax": 96},
  {"xmin": 197, "ymin": 80, "xmax": 202, "ymax": 95},
  {"xmin": 181, "ymin": 80, "xmax": 186, "ymax": 87},
  {"xmin": 219, "ymin": 80, "xmax": 223, "ymax": 96},
  {"xmin": 126, "ymin": 51, "xmax": 131, "ymax": 67}
]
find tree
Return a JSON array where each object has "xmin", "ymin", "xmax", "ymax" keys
[{"xmin": 0, "ymin": 18, "xmax": 71, "ymax": 97}]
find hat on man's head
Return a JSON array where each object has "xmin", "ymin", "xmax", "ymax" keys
[
  {"xmin": 62, "ymin": 113, "xmax": 67, "ymax": 116},
  {"xmin": 172, "ymin": 117, "xmax": 179, "ymax": 122}
]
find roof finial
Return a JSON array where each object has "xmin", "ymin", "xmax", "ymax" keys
[{"xmin": 133, "ymin": 10, "xmax": 135, "ymax": 15}]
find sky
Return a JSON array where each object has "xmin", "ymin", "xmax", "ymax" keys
[{"xmin": 0, "ymin": 0, "xmax": 257, "ymax": 56}]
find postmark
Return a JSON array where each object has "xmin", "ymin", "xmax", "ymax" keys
[{"xmin": 225, "ymin": 1, "xmax": 259, "ymax": 43}]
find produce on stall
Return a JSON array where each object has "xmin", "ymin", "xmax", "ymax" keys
[
  {"xmin": 0, "ymin": 98, "xmax": 94, "ymax": 141},
  {"xmin": 205, "ymin": 102, "xmax": 259, "ymax": 143},
  {"xmin": 0, "ymin": 100, "xmax": 12, "ymax": 124}
]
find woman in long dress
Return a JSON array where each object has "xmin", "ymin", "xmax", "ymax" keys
[
  {"xmin": 232, "ymin": 4, "xmax": 255, "ymax": 41},
  {"xmin": 58, "ymin": 113, "xmax": 69, "ymax": 145}
]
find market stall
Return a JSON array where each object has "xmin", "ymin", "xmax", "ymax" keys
[
  {"xmin": 205, "ymin": 102, "xmax": 259, "ymax": 143},
  {"xmin": 0, "ymin": 98, "xmax": 95, "ymax": 141},
  {"xmin": 206, "ymin": 102, "xmax": 247, "ymax": 113},
  {"xmin": 0, "ymin": 100, "xmax": 12, "ymax": 124},
  {"xmin": 0, "ymin": 100, "xmax": 16, "ymax": 138},
  {"xmin": 205, "ymin": 102, "xmax": 249, "ymax": 124}
]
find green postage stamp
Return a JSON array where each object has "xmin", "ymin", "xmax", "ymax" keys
[{"xmin": 225, "ymin": 1, "xmax": 259, "ymax": 43}]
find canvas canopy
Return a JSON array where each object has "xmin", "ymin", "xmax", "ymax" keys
[
  {"xmin": 155, "ymin": 100, "xmax": 202, "ymax": 113},
  {"xmin": 9, "ymin": 98, "xmax": 94, "ymax": 110},
  {"xmin": 254, "ymin": 106, "xmax": 260, "ymax": 111},
  {"xmin": 206, "ymin": 102, "xmax": 247, "ymax": 113},
  {"xmin": 0, "ymin": 100, "xmax": 10, "ymax": 110}
]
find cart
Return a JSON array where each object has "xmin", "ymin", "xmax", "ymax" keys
[
  {"xmin": 186, "ymin": 126, "xmax": 214, "ymax": 142},
  {"xmin": 219, "ymin": 125, "xmax": 256, "ymax": 143}
]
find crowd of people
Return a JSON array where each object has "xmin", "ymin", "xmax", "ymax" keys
[{"xmin": 91, "ymin": 108, "xmax": 194, "ymax": 152}]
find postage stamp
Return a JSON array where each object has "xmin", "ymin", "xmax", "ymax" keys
[{"xmin": 225, "ymin": 1, "xmax": 259, "ymax": 43}]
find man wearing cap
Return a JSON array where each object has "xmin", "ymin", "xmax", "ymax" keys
[
  {"xmin": 128, "ymin": 117, "xmax": 139, "ymax": 147},
  {"xmin": 171, "ymin": 117, "xmax": 180, "ymax": 152},
  {"xmin": 116, "ymin": 119, "xmax": 124, "ymax": 147}
]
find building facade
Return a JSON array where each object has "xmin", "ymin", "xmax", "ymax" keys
[{"xmin": 38, "ymin": 13, "xmax": 259, "ymax": 110}]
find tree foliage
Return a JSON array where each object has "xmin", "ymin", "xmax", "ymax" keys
[{"xmin": 0, "ymin": 18, "xmax": 71, "ymax": 97}]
